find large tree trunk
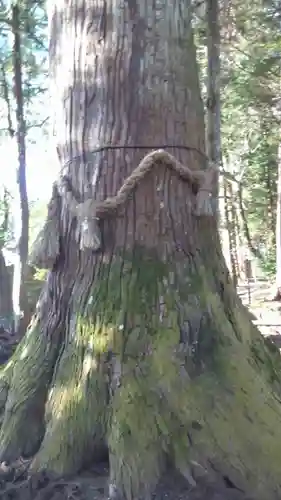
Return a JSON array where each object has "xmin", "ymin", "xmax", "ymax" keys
[{"xmin": 1, "ymin": 2, "xmax": 281, "ymax": 500}]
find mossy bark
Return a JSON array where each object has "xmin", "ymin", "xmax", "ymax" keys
[
  {"xmin": 1, "ymin": 173, "xmax": 281, "ymax": 499},
  {"xmin": 0, "ymin": 319, "xmax": 57, "ymax": 460},
  {"xmin": 0, "ymin": 268, "xmax": 74, "ymax": 461},
  {"xmin": 1, "ymin": 1, "xmax": 281, "ymax": 500}
]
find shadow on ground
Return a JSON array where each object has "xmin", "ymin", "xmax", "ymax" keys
[{"xmin": 0, "ymin": 464, "xmax": 255, "ymax": 500}]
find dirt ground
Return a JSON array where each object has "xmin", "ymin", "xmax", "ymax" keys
[
  {"xmin": 0, "ymin": 279, "xmax": 279, "ymax": 500},
  {"xmin": 0, "ymin": 463, "xmax": 255, "ymax": 500},
  {"xmin": 237, "ymin": 279, "xmax": 281, "ymax": 348}
]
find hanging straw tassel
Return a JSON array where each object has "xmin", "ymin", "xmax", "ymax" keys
[
  {"xmin": 29, "ymin": 183, "xmax": 61, "ymax": 269},
  {"xmin": 78, "ymin": 217, "xmax": 102, "ymax": 251},
  {"xmin": 195, "ymin": 166, "xmax": 217, "ymax": 216}
]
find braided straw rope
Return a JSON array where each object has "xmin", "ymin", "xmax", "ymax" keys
[
  {"xmin": 30, "ymin": 149, "xmax": 216, "ymax": 266},
  {"xmin": 63, "ymin": 149, "xmax": 215, "ymax": 220}
]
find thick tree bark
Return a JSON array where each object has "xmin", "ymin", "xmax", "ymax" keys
[{"xmin": 1, "ymin": 2, "xmax": 281, "ymax": 500}]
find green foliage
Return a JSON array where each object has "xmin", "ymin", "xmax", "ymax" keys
[
  {"xmin": 194, "ymin": 0, "xmax": 281, "ymax": 278},
  {"xmin": 0, "ymin": 0, "xmax": 48, "ymax": 139},
  {"xmin": 261, "ymin": 252, "xmax": 276, "ymax": 277},
  {"xmin": 0, "ymin": 187, "xmax": 11, "ymax": 247},
  {"xmin": 221, "ymin": 0, "xmax": 281, "ymax": 275}
]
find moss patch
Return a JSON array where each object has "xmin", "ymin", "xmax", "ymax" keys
[
  {"xmin": 3, "ymin": 245, "xmax": 281, "ymax": 499},
  {"xmin": 31, "ymin": 315, "xmax": 108, "ymax": 475},
  {"xmin": 0, "ymin": 318, "xmax": 61, "ymax": 461}
]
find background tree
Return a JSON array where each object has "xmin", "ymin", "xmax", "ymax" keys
[
  {"xmin": 193, "ymin": 0, "xmax": 281, "ymax": 282},
  {"xmin": 0, "ymin": 0, "xmax": 48, "ymax": 333},
  {"xmin": 0, "ymin": 187, "xmax": 13, "ymax": 328},
  {"xmin": 206, "ymin": 0, "xmax": 221, "ymax": 214},
  {"xmin": 219, "ymin": 0, "xmax": 281, "ymax": 278},
  {"xmin": 275, "ymin": 132, "xmax": 281, "ymax": 299},
  {"xmin": 11, "ymin": 1, "xmax": 29, "ymax": 334}
]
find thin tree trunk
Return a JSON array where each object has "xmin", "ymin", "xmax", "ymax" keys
[
  {"xmin": 0, "ymin": 189, "xmax": 14, "ymax": 331},
  {"xmin": 0, "ymin": 251, "xmax": 13, "ymax": 327},
  {"xmin": 238, "ymin": 182, "xmax": 263, "ymax": 262},
  {"xmin": 206, "ymin": 0, "xmax": 221, "ymax": 216},
  {"xmin": 234, "ymin": 197, "xmax": 242, "ymax": 277},
  {"xmin": 228, "ymin": 182, "xmax": 240, "ymax": 283},
  {"xmin": 223, "ymin": 180, "xmax": 238, "ymax": 286},
  {"xmin": 265, "ymin": 160, "xmax": 276, "ymax": 237},
  {"xmin": 274, "ymin": 139, "xmax": 281, "ymax": 300},
  {"xmin": 11, "ymin": 3, "xmax": 29, "ymax": 335},
  {"xmin": 1, "ymin": 66, "xmax": 16, "ymax": 333},
  {"xmin": 1, "ymin": 2, "xmax": 281, "ymax": 500}
]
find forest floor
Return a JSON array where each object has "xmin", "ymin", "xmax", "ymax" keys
[
  {"xmin": 0, "ymin": 279, "xmax": 279, "ymax": 500},
  {"xmin": 237, "ymin": 278, "xmax": 281, "ymax": 348}
]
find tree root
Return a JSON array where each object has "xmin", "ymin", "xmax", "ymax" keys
[
  {"xmin": 0, "ymin": 469, "xmax": 87, "ymax": 500},
  {"xmin": 0, "ymin": 464, "xmax": 258, "ymax": 500},
  {"xmin": 30, "ymin": 320, "xmax": 109, "ymax": 475},
  {"xmin": 1, "ymin": 251, "xmax": 281, "ymax": 499},
  {"xmin": 0, "ymin": 320, "xmax": 61, "ymax": 462}
]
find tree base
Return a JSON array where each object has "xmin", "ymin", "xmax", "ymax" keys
[{"xmin": 0, "ymin": 248, "xmax": 281, "ymax": 499}]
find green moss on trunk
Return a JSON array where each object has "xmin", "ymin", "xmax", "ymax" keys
[
  {"xmin": 0, "ymin": 318, "xmax": 61, "ymax": 460},
  {"xmin": 99, "ymin": 251, "xmax": 281, "ymax": 499},
  {"xmin": 1, "ymin": 248, "xmax": 281, "ymax": 500},
  {"xmin": 30, "ymin": 318, "xmax": 108, "ymax": 475}
]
